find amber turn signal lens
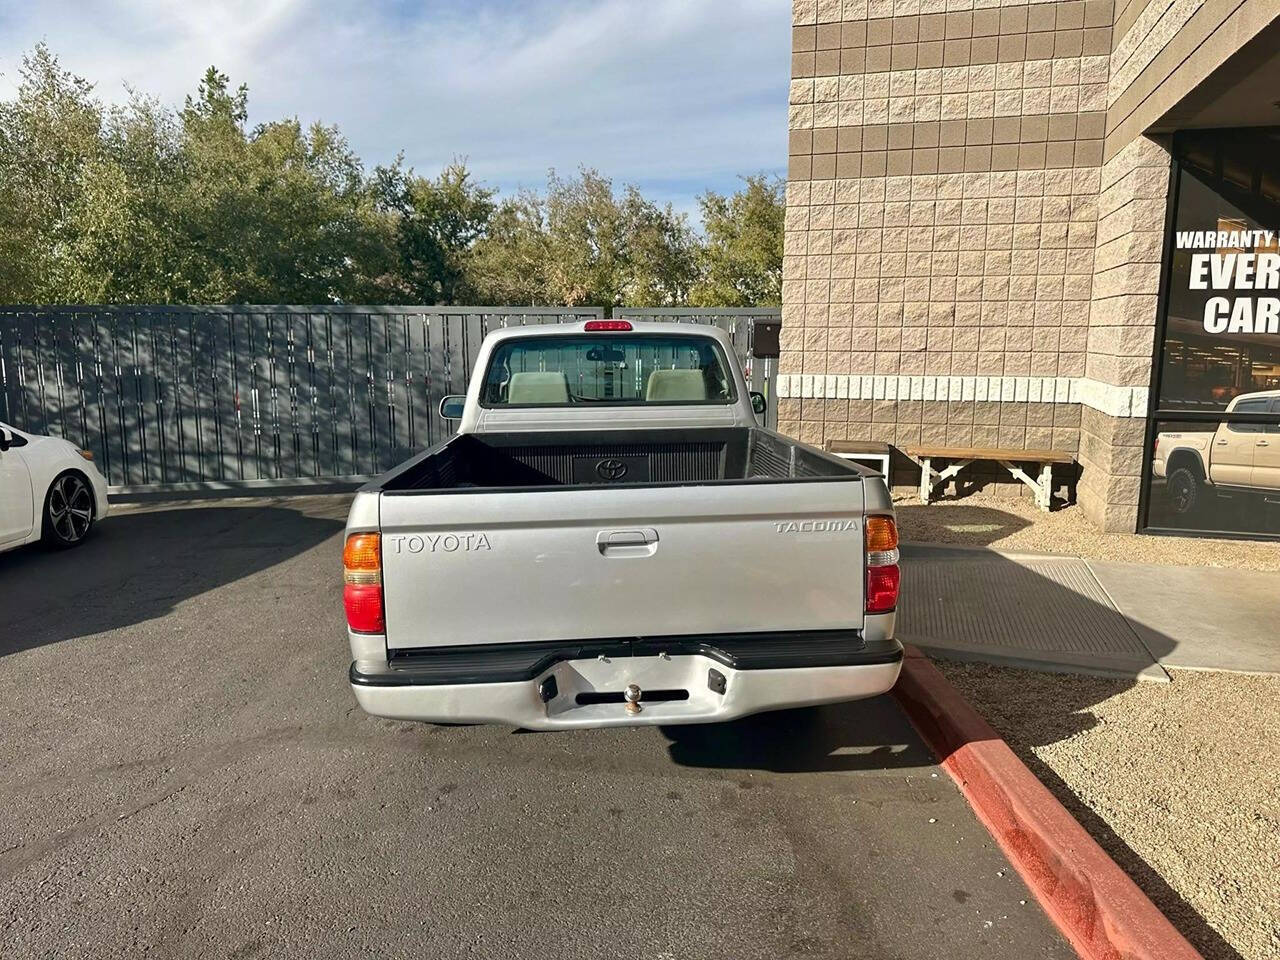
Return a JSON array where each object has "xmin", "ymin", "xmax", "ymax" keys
[
  {"xmin": 343, "ymin": 532, "xmax": 381, "ymax": 571},
  {"xmin": 864, "ymin": 515, "xmax": 898, "ymax": 553},
  {"xmin": 78, "ymin": 449, "xmax": 94, "ymax": 461}
]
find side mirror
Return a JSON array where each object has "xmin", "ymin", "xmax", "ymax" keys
[
  {"xmin": 750, "ymin": 391, "xmax": 767, "ymax": 416},
  {"xmin": 0, "ymin": 427, "xmax": 11, "ymax": 452},
  {"xmin": 439, "ymin": 395, "xmax": 466, "ymax": 420}
]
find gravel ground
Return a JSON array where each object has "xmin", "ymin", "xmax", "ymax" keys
[
  {"xmin": 892, "ymin": 492, "xmax": 1280, "ymax": 570},
  {"xmin": 938, "ymin": 660, "xmax": 1280, "ymax": 960}
]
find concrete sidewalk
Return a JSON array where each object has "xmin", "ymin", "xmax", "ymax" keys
[
  {"xmin": 898, "ymin": 543, "xmax": 1280, "ymax": 678},
  {"xmin": 1086, "ymin": 560, "xmax": 1280, "ymax": 675}
]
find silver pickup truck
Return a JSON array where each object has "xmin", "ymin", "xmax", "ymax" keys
[{"xmin": 343, "ymin": 320, "xmax": 902, "ymax": 729}]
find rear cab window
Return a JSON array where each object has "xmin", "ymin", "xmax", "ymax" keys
[
  {"xmin": 480, "ymin": 334, "xmax": 736, "ymax": 407},
  {"xmin": 1226, "ymin": 398, "xmax": 1272, "ymax": 433}
]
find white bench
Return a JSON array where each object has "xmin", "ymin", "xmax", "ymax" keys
[{"xmin": 825, "ymin": 440, "xmax": 892, "ymax": 485}]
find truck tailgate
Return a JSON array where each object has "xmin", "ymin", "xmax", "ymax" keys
[{"xmin": 378, "ymin": 482, "xmax": 867, "ymax": 649}]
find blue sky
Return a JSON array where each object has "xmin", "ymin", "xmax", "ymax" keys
[{"xmin": 0, "ymin": 0, "xmax": 790, "ymax": 220}]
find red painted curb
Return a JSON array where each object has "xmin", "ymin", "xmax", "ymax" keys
[{"xmin": 891, "ymin": 645, "xmax": 1203, "ymax": 960}]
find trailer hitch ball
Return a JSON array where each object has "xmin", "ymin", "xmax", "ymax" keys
[{"xmin": 624, "ymin": 683, "xmax": 642, "ymax": 714}]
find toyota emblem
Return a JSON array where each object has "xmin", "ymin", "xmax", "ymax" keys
[{"xmin": 595, "ymin": 458, "xmax": 628, "ymax": 481}]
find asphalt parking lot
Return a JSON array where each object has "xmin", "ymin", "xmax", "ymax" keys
[{"xmin": 0, "ymin": 495, "xmax": 1072, "ymax": 959}]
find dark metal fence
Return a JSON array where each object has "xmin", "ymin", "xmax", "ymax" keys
[{"xmin": 0, "ymin": 305, "xmax": 780, "ymax": 490}]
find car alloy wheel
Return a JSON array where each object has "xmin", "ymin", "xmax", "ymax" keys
[
  {"xmin": 47, "ymin": 472, "xmax": 94, "ymax": 545},
  {"xmin": 1167, "ymin": 467, "xmax": 1198, "ymax": 516}
]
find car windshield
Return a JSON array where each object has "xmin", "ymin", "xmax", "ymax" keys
[{"xmin": 480, "ymin": 334, "xmax": 735, "ymax": 406}]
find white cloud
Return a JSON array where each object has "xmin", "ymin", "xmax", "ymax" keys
[{"xmin": 0, "ymin": 0, "xmax": 790, "ymax": 209}]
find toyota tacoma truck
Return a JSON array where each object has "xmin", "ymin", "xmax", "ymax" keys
[
  {"xmin": 1153, "ymin": 389, "xmax": 1280, "ymax": 515},
  {"xmin": 342, "ymin": 320, "xmax": 902, "ymax": 729}
]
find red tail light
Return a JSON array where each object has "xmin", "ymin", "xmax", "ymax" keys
[
  {"xmin": 343, "ymin": 532, "xmax": 384, "ymax": 633},
  {"xmin": 584, "ymin": 320, "xmax": 632, "ymax": 331},
  {"xmin": 866, "ymin": 565, "xmax": 901, "ymax": 613},
  {"xmin": 865, "ymin": 515, "xmax": 900, "ymax": 613},
  {"xmin": 344, "ymin": 583, "xmax": 385, "ymax": 633}
]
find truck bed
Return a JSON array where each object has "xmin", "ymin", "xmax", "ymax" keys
[
  {"xmin": 368, "ymin": 425, "xmax": 884, "ymax": 652},
  {"xmin": 379, "ymin": 427, "xmax": 866, "ymax": 492}
]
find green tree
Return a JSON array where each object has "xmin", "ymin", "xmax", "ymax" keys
[
  {"xmin": 542, "ymin": 168, "xmax": 629, "ymax": 307},
  {"xmin": 372, "ymin": 159, "xmax": 495, "ymax": 304},
  {"xmin": 170, "ymin": 67, "xmax": 390, "ymax": 303},
  {"xmin": 0, "ymin": 44, "xmax": 785, "ymax": 309},
  {"xmin": 472, "ymin": 168, "xmax": 698, "ymax": 309},
  {"xmin": 469, "ymin": 190, "xmax": 553, "ymax": 305},
  {"xmin": 92, "ymin": 96, "xmax": 185, "ymax": 302},
  {"xmin": 0, "ymin": 44, "xmax": 110, "ymax": 301},
  {"xmin": 0, "ymin": 52, "xmax": 395, "ymax": 304},
  {"xmin": 690, "ymin": 174, "xmax": 784, "ymax": 307},
  {"xmin": 620, "ymin": 184, "xmax": 698, "ymax": 307}
]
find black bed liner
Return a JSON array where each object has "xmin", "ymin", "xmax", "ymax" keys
[{"xmin": 378, "ymin": 427, "xmax": 868, "ymax": 493}]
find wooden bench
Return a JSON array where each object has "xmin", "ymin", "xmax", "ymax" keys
[
  {"xmin": 825, "ymin": 440, "xmax": 892, "ymax": 484},
  {"xmin": 902, "ymin": 446, "xmax": 1075, "ymax": 512}
]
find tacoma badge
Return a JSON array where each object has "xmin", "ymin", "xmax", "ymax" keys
[{"xmin": 774, "ymin": 519, "xmax": 858, "ymax": 533}]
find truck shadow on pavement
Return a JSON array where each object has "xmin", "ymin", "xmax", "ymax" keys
[
  {"xmin": 659, "ymin": 697, "xmax": 935, "ymax": 773},
  {"xmin": 0, "ymin": 500, "xmax": 344, "ymax": 658}
]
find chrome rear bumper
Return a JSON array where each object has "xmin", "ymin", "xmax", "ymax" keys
[{"xmin": 350, "ymin": 637, "xmax": 902, "ymax": 729}]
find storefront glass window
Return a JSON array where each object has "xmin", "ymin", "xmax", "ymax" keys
[{"xmin": 1142, "ymin": 129, "xmax": 1280, "ymax": 538}]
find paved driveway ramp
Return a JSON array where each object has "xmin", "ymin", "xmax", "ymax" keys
[{"xmin": 897, "ymin": 546, "xmax": 1167, "ymax": 680}]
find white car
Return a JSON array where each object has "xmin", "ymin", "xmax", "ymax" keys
[{"xmin": 0, "ymin": 421, "xmax": 110, "ymax": 553}]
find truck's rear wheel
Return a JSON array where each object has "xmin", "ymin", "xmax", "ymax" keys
[{"xmin": 1167, "ymin": 466, "xmax": 1201, "ymax": 516}]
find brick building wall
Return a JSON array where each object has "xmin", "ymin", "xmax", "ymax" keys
[{"xmin": 782, "ymin": 0, "xmax": 1277, "ymax": 531}]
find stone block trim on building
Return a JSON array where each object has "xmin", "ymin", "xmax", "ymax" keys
[
  {"xmin": 778, "ymin": 395, "xmax": 1085, "ymax": 452},
  {"xmin": 789, "ymin": 114, "xmax": 1108, "ymax": 178},
  {"xmin": 1076, "ymin": 134, "xmax": 1169, "ymax": 527},
  {"xmin": 1086, "ymin": 135, "xmax": 1169, "ymax": 389},
  {"xmin": 775, "ymin": 373, "xmax": 1147, "ymax": 418},
  {"xmin": 788, "ymin": 55, "xmax": 1112, "ymax": 175},
  {"xmin": 792, "ymin": 3, "xmax": 1115, "ymax": 79},
  {"xmin": 1112, "ymin": 0, "xmax": 1155, "ymax": 50},
  {"xmin": 1078, "ymin": 405, "xmax": 1147, "ymax": 530}
]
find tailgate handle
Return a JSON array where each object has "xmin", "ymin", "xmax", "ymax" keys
[{"xmin": 596, "ymin": 528, "xmax": 659, "ymax": 556}]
